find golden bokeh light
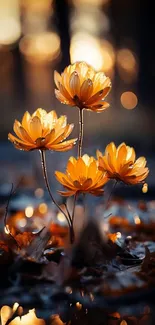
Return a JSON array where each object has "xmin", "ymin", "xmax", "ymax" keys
[
  {"xmin": 0, "ymin": 0, "xmax": 21, "ymax": 46},
  {"xmin": 71, "ymin": 6, "xmax": 110, "ymax": 35},
  {"xmin": 25, "ymin": 206, "xmax": 34, "ymax": 218},
  {"xmin": 65, "ymin": 286, "xmax": 72, "ymax": 294},
  {"xmin": 117, "ymin": 48, "xmax": 138, "ymax": 83},
  {"xmin": 57, "ymin": 212, "xmax": 66, "ymax": 223},
  {"xmin": 18, "ymin": 218, "xmax": 27, "ymax": 228},
  {"xmin": 19, "ymin": 32, "xmax": 61, "ymax": 64},
  {"xmin": 35, "ymin": 188, "xmax": 44, "ymax": 198},
  {"xmin": 101, "ymin": 40, "xmax": 115, "ymax": 73},
  {"xmin": 70, "ymin": 34, "xmax": 115, "ymax": 73},
  {"xmin": 70, "ymin": 33, "xmax": 103, "ymax": 70},
  {"xmin": 142, "ymin": 183, "xmax": 148, "ymax": 194},
  {"xmin": 72, "ymin": 0, "xmax": 109, "ymax": 6},
  {"xmin": 116, "ymin": 232, "xmax": 122, "ymax": 239},
  {"xmin": 20, "ymin": 0, "xmax": 53, "ymax": 13},
  {"xmin": 38, "ymin": 203, "xmax": 48, "ymax": 214},
  {"xmin": 134, "ymin": 215, "xmax": 141, "ymax": 225},
  {"xmin": 121, "ymin": 91, "xmax": 138, "ymax": 109},
  {"xmin": 117, "ymin": 49, "xmax": 137, "ymax": 72},
  {"xmin": 76, "ymin": 302, "xmax": 82, "ymax": 310},
  {"xmin": 0, "ymin": 18, "xmax": 21, "ymax": 46}
]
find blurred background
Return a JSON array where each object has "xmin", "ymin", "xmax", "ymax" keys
[{"xmin": 0, "ymin": 0, "xmax": 154, "ymax": 224}]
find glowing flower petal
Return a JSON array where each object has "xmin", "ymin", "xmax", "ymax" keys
[
  {"xmin": 55, "ymin": 155, "xmax": 109, "ymax": 196},
  {"xmin": 98, "ymin": 142, "xmax": 149, "ymax": 185},
  {"xmin": 54, "ymin": 61, "xmax": 111, "ymax": 112},
  {"xmin": 8, "ymin": 108, "xmax": 77, "ymax": 152}
]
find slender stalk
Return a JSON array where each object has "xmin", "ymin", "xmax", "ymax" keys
[
  {"xmin": 4, "ymin": 183, "xmax": 13, "ymax": 229},
  {"xmin": 39, "ymin": 150, "xmax": 72, "ymax": 231},
  {"xmin": 69, "ymin": 193, "xmax": 77, "ymax": 244},
  {"xmin": 71, "ymin": 193, "xmax": 77, "ymax": 228},
  {"xmin": 82, "ymin": 193, "xmax": 87, "ymax": 228},
  {"xmin": 64, "ymin": 202, "xmax": 72, "ymax": 225},
  {"xmin": 4, "ymin": 183, "xmax": 19, "ymax": 247},
  {"xmin": 83, "ymin": 193, "xmax": 86, "ymax": 216},
  {"xmin": 4, "ymin": 178, "xmax": 23, "ymax": 228},
  {"xmin": 78, "ymin": 108, "xmax": 84, "ymax": 157},
  {"xmin": 105, "ymin": 180, "xmax": 117, "ymax": 211}
]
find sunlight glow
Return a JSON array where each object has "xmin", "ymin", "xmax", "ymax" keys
[
  {"xmin": 57, "ymin": 212, "xmax": 66, "ymax": 223},
  {"xmin": 142, "ymin": 183, "xmax": 148, "ymax": 193},
  {"xmin": 70, "ymin": 33, "xmax": 103, "ymax": 71},
  {"xmin": 35, "ymin": 188, "xmax": 44, "ymax": 198},
  {"xmin": 0, "ymin": 0, "xmax": 21, "ymax": 45},
  {"xmin": 117, "ymin": 48, "xmax": 138, "ymax": 82},
  {"xmin": 39, "ymin": 203, "xmax": 48, "ymax": 214},
  {"xmin": 19, "ymin": 32, "xmax": 61, "ymax": 64},
  {"xmin": 101, "ymin": 40, "xmax": 115, "ymax": 72},
  {"xmin": 116, "ymin": 232, "xmax": 122, "ymax": 239},
  {"xmin": 18, "ymin": 219, "xmax": 27, "ymax": 228},
  {"xmin": 134, "ymin": 215, "xmax": 141, "ymax": 225},
  {"xmin": 121, "ymin": 92, "xmax": 138, "ymax": 109},
  {"xmin": 25, "ymin": 206, "xmax": 34, "ymax": 218}
]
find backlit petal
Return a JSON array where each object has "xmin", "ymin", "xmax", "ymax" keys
[
  {"xmin": 97, "ymin": 142, "xmax": 149, "ymax": 185},
  {"xmin": 8, "ymin": 133, "xmax": 34, "ymax": 150},
  {"xmin": 9, "ymin": 108, "xmax": 75, "ymax": 152},
  {"xmin": 55, "ymin": 154, "xmax": 109, "ymax": 197},
  {"xmin": 56, "ymin": 115, "xmax": 67, "ymax": 128},
  {"xmin": 80, "ymin": 79, "xmax": 93, "ymax": 102},
  {"xmin": 29, "ymin": 116, "xmax": 42, "ymax": 140},
  {"xmin": 59, "ymin": 83, "xmax": 74, "ymax": 102},
  {"xmin": 22, "ymin": 111, "xmax": 31, "ymax": 129},
  {"xmin": 88, "ymin": 160, "xmax": 97, "ymax": 179},
  {"xmin": 54, "ymin": 70, "xmax": 62, "ymax": 89},
  {"xmin": 96, "ymin": 149, "xmax": 102, "ymax": 159},
  {"xmin": 55, "ymin": 89, "xmax": 71, "ymax": 105},
  {"xmin": 116, "ymin": 143, "xmax": 127, "ymax": 169},
  {"xmin": 134, "ymin": 157, "xmax": 146, "ymax": 168},
  {"xmin": 69, "ymin": 71, "xmax": 80, "ymax": 97},
  {"xmin": 82, "ymin": 154, "xmax": 91, "ymax": 166},
  {"xmin": 126, "ymin": 146, "xmax": 136, "ymax": 163},
  {"xmin": 13, "ymin": 120, "xmax": 33, "ymax": 144},
  {"xmin": 76, "ymin": 157, "xmax": 87, "ymax": 179},
  {"xmin": 58, "ymin": 190, "xmax": 76, "ymax": 196},
  {"xmin": 67, "ymin": 160, "xmax": 77, "ymax": 180},
  {"xmin": 85, "ymin": 89, "xmax": 104, "ymax": 105},
  {"xmin": 54, "ymin": 62, "xmax": 111, "ymax": 110},
  {"xmin": 48, "ymin": 138, "xmax": 77, "ymax": 151}
]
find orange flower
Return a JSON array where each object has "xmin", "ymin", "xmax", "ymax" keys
[
  {"xmin": 55, "ymin": 154, "xmax": 109, "ymax": 196},
  {"xmin": 97, "ymin": 142, "xmax": 149, "ymax": 185},
  {"xmin": 54, "ymin": 61, "xmax": 111, "ymax": 112},
  {"xmin": 8, "ymin": 108, "xmax": 77, "ymax": 151}
]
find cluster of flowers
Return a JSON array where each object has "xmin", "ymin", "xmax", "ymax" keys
[{"xmin": 8, "ymin": 62, "xmax": 149, "ymax": 239}]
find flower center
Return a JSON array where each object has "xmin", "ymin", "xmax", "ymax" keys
[{"xmin": 73, "ymin": 95, "xmax": 83, "ymax": 109}]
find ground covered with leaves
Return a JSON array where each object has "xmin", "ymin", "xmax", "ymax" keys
[{"xmin": 1, "ymin": 197, "xmax": 155, "ymax": 325}]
